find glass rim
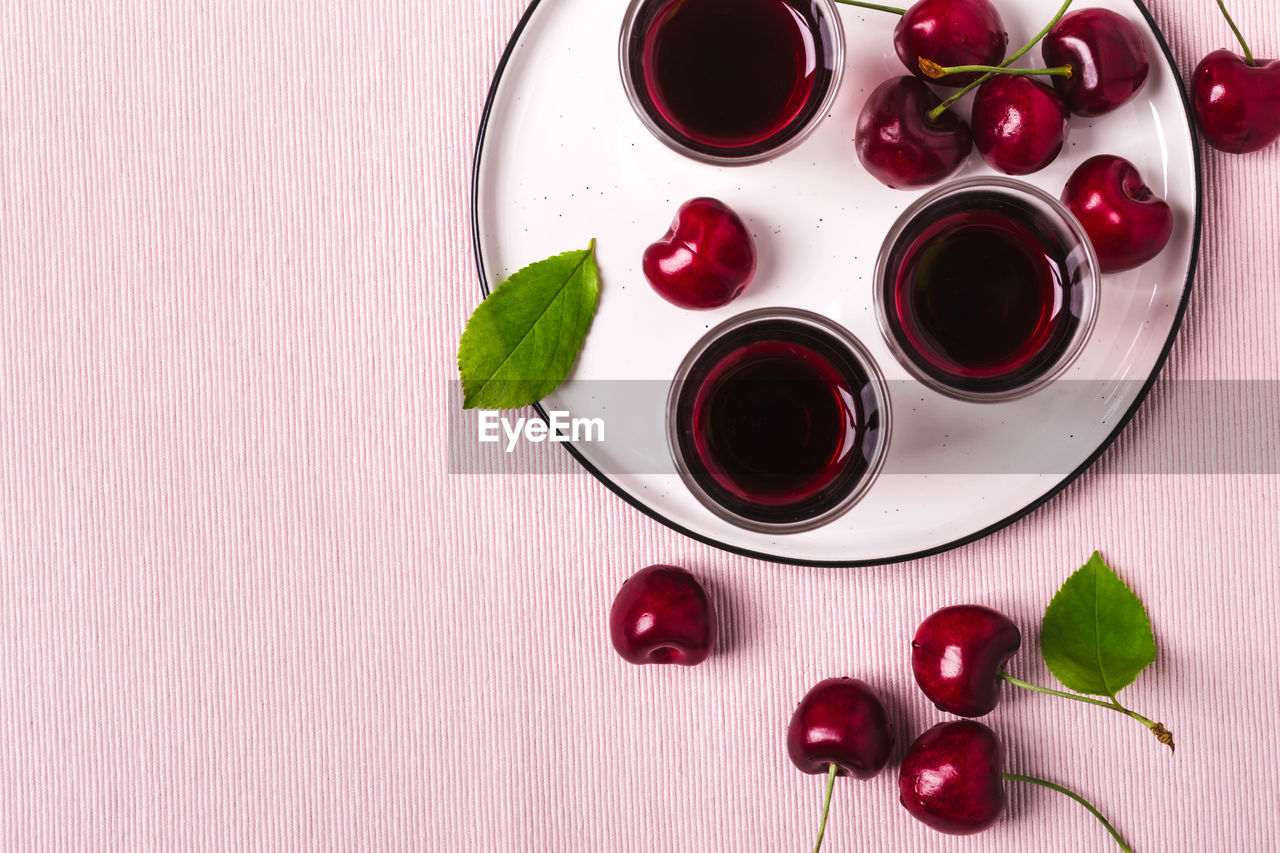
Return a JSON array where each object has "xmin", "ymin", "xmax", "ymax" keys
[
  {"xmin": 665, "ymin": 307, "xmax": 893, "ymax": 534},
  {"xmin": 617, "ymin": 0, "xmax": 846, "ymax": 167},
  {"xmin": 872, "ymin": 176, "xmax": 1102, "ymax": 404}
]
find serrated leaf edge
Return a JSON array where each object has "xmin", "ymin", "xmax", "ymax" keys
[
  {"xmin": 1041, "ymin": 551, "xmax": 1157, "ymax": 699},
  {"xmin": 457, "ymin": 240, "xmax": 598, "ymax": 410}
]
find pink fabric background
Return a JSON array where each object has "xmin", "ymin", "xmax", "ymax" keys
[{"xmin": 2, "ymin": 0, "xmax": 1278, "ymax": 850}]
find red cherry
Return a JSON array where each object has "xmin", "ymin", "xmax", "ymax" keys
[
  {"xmin": 901, "ymin": 722, "xmax": 1136, "ymax": 846},
  {"xmin": 642, "ymin": 198, "xmax": 756, "ymax": 310},
  {"xmin": 971, "ymin": 76, "xmax": 1070, "ymax": 175},
  {"xmin": 1041, "ymin": 8, "xmax": 1150, "ymax": 117},
  {"xmin": 911, "ymin": 605, "xmax": 1022, "ymax": 717},
  {"xmin": 899, "ymin": 721, "xmax": 1006, "ymax": 835},
  {"xmin": 608, "ymin": 565, "xmax": 715, "ymax": 665},
  {"xmin": 1191, "ymin": 49, "xmax": 1280, "ymax": 154},
  {"xmin": 894, "ymin": 0, "xmax": 1008, "ymax": 88},
  {"xmin": 855, "ymin": 77, "xmax": 973, "ymax": 190},
  {"xmin": 1061, "ymin": 155, "xmax": 1173, "ymax": 274},
  {"xmin": 787, "ymin": 677, "xmax": 894, "ymax": 779}
]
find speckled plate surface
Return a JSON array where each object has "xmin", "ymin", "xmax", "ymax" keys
[{"xmin": 471, "ymin": 0, "xmax": 1201, "ymax": 566}]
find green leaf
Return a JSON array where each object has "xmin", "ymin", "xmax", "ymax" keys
[
  {"xmin": 1040, "ymin": 551, "xmax": 1157, "ymax": 699},
  {"xmin": 458, "ymin": 241, "xmax": 600, "ymax": 410}
]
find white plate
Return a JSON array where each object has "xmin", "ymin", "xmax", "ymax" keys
[{"xmin": 471, "ymin": 0, "xmax": 1201, "ymax": 565}]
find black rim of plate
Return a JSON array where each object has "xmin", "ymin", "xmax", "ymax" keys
[{"xmin": 469, "ymin": 0, "xmax": 1203, "ymax": 568}]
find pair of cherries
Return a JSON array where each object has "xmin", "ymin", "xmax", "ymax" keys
[
  {"xmin": 789, "ymin": 682, "xmax": 1016, "ymax": 838},
  {"xmin": 855, "ymin": 3, "xmax": 1152, "ymax": 187},
  {"xmin": 788, "ymin": 605, "xmax": 1032, "ymax": 843}
]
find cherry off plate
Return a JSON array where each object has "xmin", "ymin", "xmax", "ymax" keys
[{"xmin": 471, "ymin": 0, "xmax": 1201, "ymax": 565}]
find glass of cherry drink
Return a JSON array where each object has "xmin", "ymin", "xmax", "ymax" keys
[
  {"xmin": 667, "ymin": 309, "xmax": 892, "ymax": 532},
  {"xmin": 874, "ymin": 177, "xmax": 1100, "ymax": 403},
  {"xmin": 619, "ymin": 0, "xmax": 844, "ymax": 164}
]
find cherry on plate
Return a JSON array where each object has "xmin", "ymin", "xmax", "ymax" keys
[
  {"xmin": 971, "ymin": 76, "xmax": 1070, "ymax": 175},
  {"xmin": 894, "ymin": 0, "xmax": 1008, "ymax": 88},
  {"xmin": 855, "ymin": 76, "xmax": 973, "ymax": 190},
  {"xmin": 1041, "ymin": 8, "xmax": 1150, "ymax": 117},
  {"xmin": 1061, "ymin": 155, "xmax": 1173, "ymax": 274},
  {"xmin": 642, "ymin": 197, "xmax": 756, "ymax": 310}
]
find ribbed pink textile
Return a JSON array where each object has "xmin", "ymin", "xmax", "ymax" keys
[{"xmin": 1, "ymin": 1, "xmax": 1278, "ymax": 850}]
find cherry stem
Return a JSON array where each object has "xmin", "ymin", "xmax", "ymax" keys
[
  {"xmin": 927, "ymin": 0, "xmax": 1075, "ymax": 121},
  {"xmin": 920, "ymin": 58, "xmax": 1073, "ymax": 79},
  {"xmin": 1002, "ymin": 774, "xmax": 1134, "ymax": 852},
  {"xmin": 811, "ymin": 764, "xmax": 838, "ymax": 853},
  {"xmin": 1000, "ymin": 672, "xmax": 1175, "ymax": 755},
  {"xmin": 1215, "ymin": 0, "xmax": 1255, "ymax": 66},
  {"xmin": 832, "ymin": 0, "xmax": 906, "ymax": 14}
]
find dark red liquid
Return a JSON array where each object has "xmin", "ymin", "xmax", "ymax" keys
[
  {"xmin": 883, "ymin": 195, "xmax": 1082, "ymax": 394},
  {"xmin": 629, "ymin": 0, "xmax": 836, "ymax": 156},
  {"xmin": 674, "ymin": 320, "xmax": 881, "ymax": 525}
]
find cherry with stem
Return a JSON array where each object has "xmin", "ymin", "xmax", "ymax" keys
[
  {"xmin": 900, "ymin": 721, "xmax": 1133, "ymax": 850},
  {"xmin": 1192, "ymin": 0, "xmax": 1280, "ymax": 153},
  {"xmin": 913, "ymin": 606, "xmax": 1174, "ymax": 753},
  {"xmin": 1000, "ymin": 672, "xmax": 1175, "ymax": 752},
  {"xmin": 788, "ymin": 678, "xmax": 893, "ymax": 852},
  {"xmin": 928, "ymin": 0, "xmax": 1075, "ymax": 121}
]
